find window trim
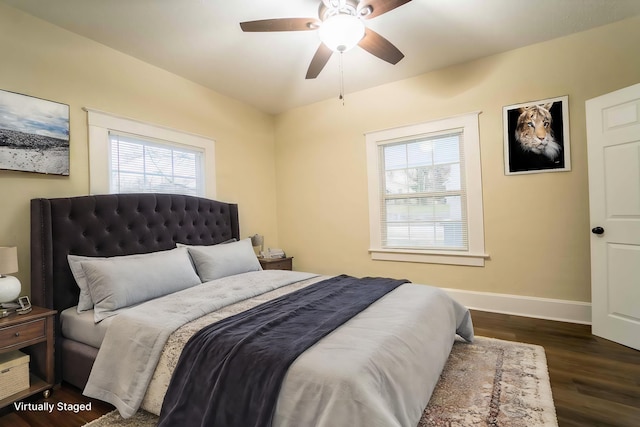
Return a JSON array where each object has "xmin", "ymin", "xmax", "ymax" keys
[
  {"xmin": 365, "ymin": 112, "xmax": 488, "ymax": 267},
  {"xmin": 85, "ymin": 108, "xmax": 215, "ymax": 197}
]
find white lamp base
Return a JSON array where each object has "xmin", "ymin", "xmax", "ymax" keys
[{"xmin": 0, "ymin": 275, "xmax": 21, "ymax": 303}]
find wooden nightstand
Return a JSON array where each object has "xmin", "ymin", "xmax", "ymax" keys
[
  {"xmin": 0, "ymin": 306, "xmax": 56, "ymax": 408},
  {"xmin": 259, "ymin": 256, "xmax": 293, "ymax": 271}
]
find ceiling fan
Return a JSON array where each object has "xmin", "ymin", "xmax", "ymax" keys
[{"xmin": 240, "ymin": 0, "xmax": 412, "ymax": 79}]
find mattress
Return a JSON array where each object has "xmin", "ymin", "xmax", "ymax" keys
[{"xmin": 60, "ymin": 306, "xmax": 118, "ymax": 348}]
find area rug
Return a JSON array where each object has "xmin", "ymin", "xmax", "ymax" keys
[{"xmin": 83, "ymin": 336, "xmax": 557, "ymax": 427}]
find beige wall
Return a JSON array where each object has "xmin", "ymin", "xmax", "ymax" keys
[
  {"xmin": 2, "ymin": 3, "xmax": 639, "ymax": 304},
  {"xmin": 274, "ymin": 15, "xmax": 640, "ymax": 303},
  {"xmin": 0, "ymin": 3, "xmax": 279, "ymax": 296}
]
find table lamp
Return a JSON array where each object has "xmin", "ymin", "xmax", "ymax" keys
[
  {"xmin": 0, "ymin": 246, "xmax": 21, "ymax": 303},
  {"xmin": 250, "ymin": 234, "xmax": 264, "ymax": 257}
]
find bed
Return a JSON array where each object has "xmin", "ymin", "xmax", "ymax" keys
[{"xmin": 30, "ymin": 193, "xmax": 473, "ymax": 427}]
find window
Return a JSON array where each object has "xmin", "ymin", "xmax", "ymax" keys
[
  {"xmin": 86, "ymin": 109, "xmax": 215, "ymax": 197},
  {"xmin": 109, "ymin": 132, "xmax": 203, "ymax": 195},
  {"xmin": 366, "ymin": 112, "xmax": 487, "ymax": 266}
]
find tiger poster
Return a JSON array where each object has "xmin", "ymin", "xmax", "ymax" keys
[{"xmin": 503, "ymin": 95, "xmax": 570, "ymax": 175}]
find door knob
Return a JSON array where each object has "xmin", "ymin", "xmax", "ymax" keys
[{"xmin": 591, "ymin": 226, "xmax": 604, "ymax": 235}]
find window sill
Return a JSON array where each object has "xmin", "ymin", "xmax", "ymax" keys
[{"xmin": 369, "ymin": 248, "xmax": 489, "ymax": 267}]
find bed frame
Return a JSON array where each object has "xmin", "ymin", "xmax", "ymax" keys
[{"xmin": 30, "ymin": 193, "xmax": 240, "ymax": 388}]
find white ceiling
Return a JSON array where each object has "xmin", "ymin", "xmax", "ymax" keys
[{"xmin": 4, "ymin": 0, "xmax": 640, "ymax": 114}]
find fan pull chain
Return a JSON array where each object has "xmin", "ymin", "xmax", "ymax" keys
[{"xmin": 339, "ymin": 52, "xmax": 345, "ymax": 106}]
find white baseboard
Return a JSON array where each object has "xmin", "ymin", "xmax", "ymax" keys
[{"xmin": 442, "ymin": 288, "xmax": 592, "ymax": 325}]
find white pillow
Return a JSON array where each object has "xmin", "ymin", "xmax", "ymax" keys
[
  {"xmin": 79, "ymin": 247, "xmax": 202, "ymax": 322},
  {"xmin": 183, "ymin": 238, "xmax": 262, "ymax": 282}
]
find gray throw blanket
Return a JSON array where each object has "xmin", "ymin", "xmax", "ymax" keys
[{"xmin": 157, "ymin": 275, "xmax": 408, "ymax": 427}]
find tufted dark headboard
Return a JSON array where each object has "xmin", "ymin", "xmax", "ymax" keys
[{"xmin": 30, "ymin": 193, "xmax": 240, "ymax": 313}]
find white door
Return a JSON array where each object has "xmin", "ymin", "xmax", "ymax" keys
[{"xmin": 586, "ymin": 82, "xmax": 640, "ymax": 351}]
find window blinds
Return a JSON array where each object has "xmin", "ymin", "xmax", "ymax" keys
[
  {"xmin": 379, "ymin": 129, "xmax": 468, "ymax": 250},
  {"xmin": 109, "ymin": 131, "xmax": 204, "ymax": 196}
]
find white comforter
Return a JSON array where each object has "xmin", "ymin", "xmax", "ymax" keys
[{"xmin": 84, "ymin": 270, "xmax": 474, "ymax": 427}]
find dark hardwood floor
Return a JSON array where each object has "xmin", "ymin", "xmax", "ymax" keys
[
  {"xmin": 1, "ymin": 310, "xmax": 638, "ymax": 426},
  {"xmin": 0, "ymin": 384, "xmax": 112, "ymax": 427}
]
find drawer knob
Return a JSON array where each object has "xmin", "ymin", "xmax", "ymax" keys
[{"xmin": 15, "ymin": 332, "xmax": 20, "ymax": 337}]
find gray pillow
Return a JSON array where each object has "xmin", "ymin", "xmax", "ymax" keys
[
  {"xmin": 68, "ymin": 254, "xmax": 100, "ymax": 312},
  {"xmin": 68, "ymin": 249, "xmax": 189, "ymax": 313},
  {"xmin": 184, "ymin": 238, "xmax": 262, "ymax": 282},
  {"xmin": 80, "ymin": 247, "xmax": 201, "ymax": 322}
]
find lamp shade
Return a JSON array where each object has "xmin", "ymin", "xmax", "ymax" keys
[
  {"xmin": 318, "ymin": 14, "xmax": 365, "ymax": 52},
  {"xmin": 0, "ymin": 246, "xmax": 18, "ymax": 275},
  {"xmin": 250, "ymin": 234, "xmax": 264, "ymax": 248}
]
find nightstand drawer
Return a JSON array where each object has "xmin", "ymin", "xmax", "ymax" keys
[
  {"xmin": 0, "ymin": 319, "xmax": 45, "ymax": 350},
  {"xmin": 259, "ymin": 257, "xmax": 293, "ymax": 271}
]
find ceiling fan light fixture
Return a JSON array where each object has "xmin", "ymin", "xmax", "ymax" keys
[{"xmin": 318, "ymin": 14, "xmax": 365, "ymax": 52}]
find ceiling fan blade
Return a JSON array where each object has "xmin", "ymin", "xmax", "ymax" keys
[
  {"xmin": 357, "ymin": 0, "xmax": 412, "ymax": 20},
  {"xmin": 358, "ymin": 28, "xmax": 404, "ymax": 64},
  {"xmin": 306, "ymin": 43, "xmax": 333, "ymax": 79},
  {"xmin": 240, "ymin": 18, "xmax": 321, "ymax": 32}
]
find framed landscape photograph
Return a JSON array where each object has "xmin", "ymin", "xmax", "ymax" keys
[
  {"xmin": 0, "ymin": 89, "xmax": 69, "ymax": 175},
  {"xmin": 503, "ymin": 95, "xmax": 570, "ymax": 175}
]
